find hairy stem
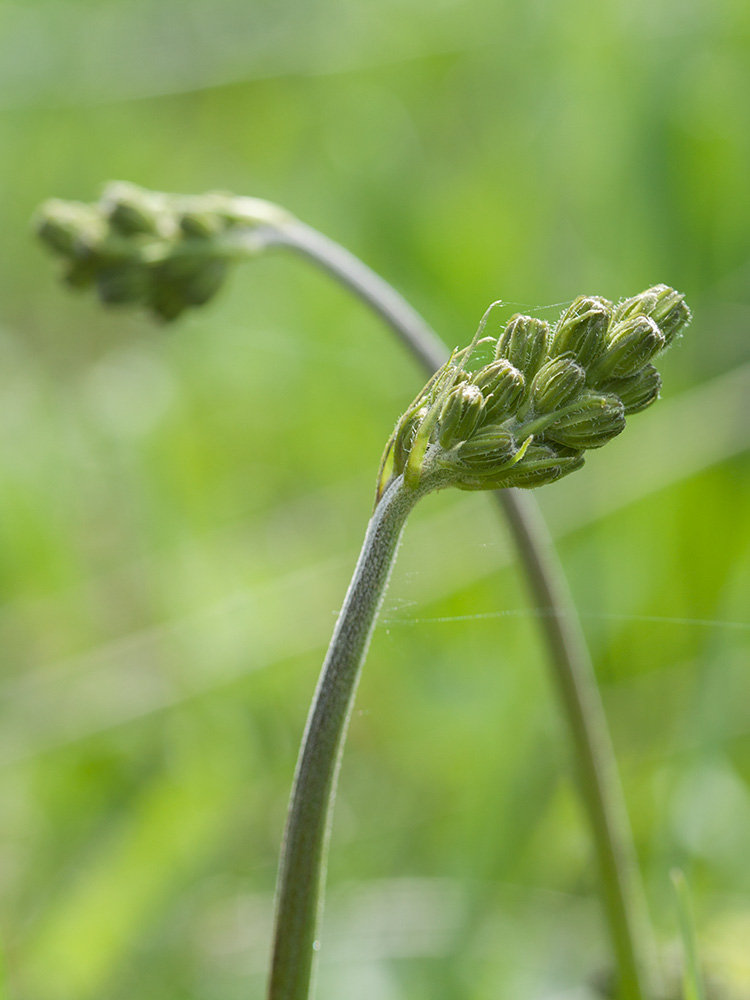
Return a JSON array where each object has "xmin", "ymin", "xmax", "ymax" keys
[
  {"xmin": 260, "ymin": 216, "xmax": 654, "ymax": 998},
  {"xmin": 268, "ymin": 475, "xmax": 426, "ymax": 1000}
]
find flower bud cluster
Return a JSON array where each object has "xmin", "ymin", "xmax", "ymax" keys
[
  {"xmin": 377, "ymin": 288, "xmax": 690, "ymax": 498},
  {"xmin": 35, "ymin": 182, "xmax": 285, "ymax": 321}
]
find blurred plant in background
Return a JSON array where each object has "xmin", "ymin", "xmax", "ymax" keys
[{"xmin": 1, "ymin": 1, "xmax": 750, "ymax": 999}]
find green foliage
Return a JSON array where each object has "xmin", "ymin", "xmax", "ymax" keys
[{"xmin": 1, "ymin": 0, "xmax": 750, "ymax": 998}]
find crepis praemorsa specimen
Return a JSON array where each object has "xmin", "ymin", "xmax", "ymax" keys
[
  {"xmin": 376, "ymin": 287, "xmax": 690, "ymax": 501},
  {"xmin": 35, "ymin": 181, "xmax": 694, "ymax": 1000},
  {"xmin": 35, "ymin": 182, "xmax": 690, "ymax": 501}
]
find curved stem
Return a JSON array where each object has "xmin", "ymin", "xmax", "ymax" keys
[
  {"xmin": 253, "ymin": 220, "xmax": 448, "ymax": 374},
  {"xmin": 256, "ymin": 215, "xmax": 654, "ymax": 998},
  {"xmin": 497, "ymin": 489, "xmax": 653, "ymax": 998},
  {"xmin": 268, "ymin": 475, "xmax": 425, "ymax": 1000}
]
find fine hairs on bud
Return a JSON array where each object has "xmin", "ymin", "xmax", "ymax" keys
[
  {"xmin": 377, "ymin": 285, "xmax": 690, "ymax": 499},
  {"xmin": 550, "ymin": 295, "xmax": 611, "ymax": 367}
]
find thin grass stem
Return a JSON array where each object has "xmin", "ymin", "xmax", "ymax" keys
[{"xmin": 672, "ymin": 869, "xmax": 707, "ymax": 1000}]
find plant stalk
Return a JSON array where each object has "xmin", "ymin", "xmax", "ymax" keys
[
  {"xmin": 268, "ymin": 474, "xmax": 426, "ymax": 1000},
  {"xmin": 497, "ymin": 489, "xmax": 653, "ymax": 998},
  {"xmin": 258, "ymin": 216, "xmax": 654, "ymax": 998}
]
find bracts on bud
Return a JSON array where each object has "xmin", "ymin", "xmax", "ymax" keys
[
  {"xmin": 545, "ymin": 392, "xmax": 626, "ymax": 450},
  {"xmin": 600, "ymin": 365, "xmax": 661, "ymax": 415},
  {"xmin": 550, "ymin": 296, "xmax": 611, "ymax": 367},
  {"xmin": 612, "ymin": 284, "xmax": 691, "ymax": 347},
  {"xmin": 495, "ymin": 314, "xmax": 550, "ymax": 380},
  {"xmin": 530, "ymin": 357, "xmax": 587, "ymax": 413},
  {"xmin": 588, "ymin": 316, "xmax": 665, "ymax": 381},
  {"xmin": 471, "ymin": 360, "xmax": 525, "ymax": 421},
  {"xmin": 438, "ymin": 384, "xmax": 484, "ymax": 449}
]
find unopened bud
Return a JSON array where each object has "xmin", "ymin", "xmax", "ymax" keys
[
  {"xmin": 530, "ymin": 357, "xmax": 585, "ymax": 413},
  {"xmin": 649, "ymin": 285, "xmax": 691, "ymax": 345},
  {"xmin": 613, "ymin": 285, "xmax": 691, "ymax": 347},
  {"xmin": 612, "ymin": 288, "xmax": 660, "ymax": 324},
  {"xmin": 101, "ymin": 182, "xmax": 161, "ymax": 236},
  {"xmin": 590, "ymin": 316, "xmax": 665, "ymax": 381},
  {"xmin": 35, "ymin": 200, "xmax": 105, "ymax": 258},
  {"xmin": 495, "ymin": 315, "xmax": 549, "ymax": 379},
  {"xmin": 181, "ymin": 259, "xmax": 228, "ymax": 306},
  {"xmin": 456, "ymin": 426, "xmax": 518, "ymax": 472},
  {"xmin": 148, "ymin": 256, "xmax": 228, "ymax": 319},
  {"xmin": 35, "ymin": 207, "xmax": 78, "ymax": 257},
  {"xmin": 550, "ymin": 296, "xmax": 611, "ymax": 366},
  {"xmin": 438, "ymin": 383, "xmax": 484, "ymax": 449},
  {"xmin": 545, "ymin": 392, "xmax": 625, "ymax": 449},
  {"xmin": 149, "ymin": 259, "xmax": 202, "ymax": 320},
  {"xmin": 149, "ymin": 284, "xmax": 187, "ymax": 322},
  {"xmin": 471, "ymin": 360, "xmax": 525, "ymax": 420},
  {"xmin": 505, "ymin": 443, "xmax": 586, "ymax": 488},
  {"xmin": 96, "ymin": 264, "xmax": 150, "ymax": 305},
  {"xmin": 600, "ymin": 364, "xmax": 661, "ymax": 415},
  {"xmin": 179, "ymin": 211, "xmax": 224, "ymax": 239},
  {"xmin": 64, "ymin": 258, "xmax": 99, "ymax": 290}
]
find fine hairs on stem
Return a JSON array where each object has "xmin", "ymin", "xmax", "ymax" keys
[
  {"xmin": 267, "ymin": 474, "xmax": 434, "ymax": 1000},
  {"xmin": 35, "ymin": 183, "xmax": 692, "ymax": 999}
]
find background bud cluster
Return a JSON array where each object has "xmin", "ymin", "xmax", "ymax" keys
[
  {"xmin": 35, "ymin": 182, "xmax": 278, "ymax": 321},
  {"xmin": 379, "ymin": 287, "xmax": 691, "ymax": 497}
]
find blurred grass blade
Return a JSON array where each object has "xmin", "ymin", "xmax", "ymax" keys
[
  {"xmin": 0, "ymin": 946, "xmax": 7, "ymax": 1000},
  {"xmin": 671, "ymin": 869, "xmax": 707, "ymax": 1000}
]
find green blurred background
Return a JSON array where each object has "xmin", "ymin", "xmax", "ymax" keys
[{"xmin": 1, "ymin": 1, "xmax": 750, "ymax": 997}]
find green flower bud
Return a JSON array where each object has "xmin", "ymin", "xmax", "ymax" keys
[
  {"xmin": 452, "ymin": 441, "xmax": 581, "ymax": 490},
  {"xmin": 600, "ymin": 364, "xmax": 661, "ymax": 415},
  {"xmin": 146, "ymin": 263, "xmax": 189, "ymax": 321},
  {"xmin": 101, "ymin": 182, "xmax": 161, "ymax": 236},
  {"xmin": 590, "ymin": 316, "xmax": 665, "ymax": 381},
  {"xmin": 149, "ymin": 282, "xmax": 188, "ymax": 322},
  {"xmin": 649, "ymin": 285, "xmax": 692, "ymax": 345},
  {"xmin": 438, "ymin": 383, "xmax": 484, "ymax": 448},
  {"xmin": 550, "ymin": 296, "xmax": 611, "ymax": 366},
  {"xmin": 35, "ymin": 200, "xmax": 106, "ymax": 258},
  {"xmin": 530, "ymin": 357, "xmax": 586, "ymax": 413},
  {"xmin": 455, "ymin": 426, "xmax": 519, "ymax": 473},
  {"xmin": 35, "ymin": 207, "xmax": 79, "ymax": 257},
  {"xmin": 504, "ymin": 443, "xmax": 585, "ymax": 488},
  {"xmin": 495, "ymin": 315, "xmax": 550, "ymax": 379},
  {"xmin": 613, "ymin": 285, "xmax": 691, "ymax": 347},
  {"xmin": 181, "ymin": 259, "xmax": 229, "ymax": 306},
  {"xmin": 95, "ymin": 263, "xmax": 150, "ymax": 305},
  {"xmin": 64, "ymin": 257, "xmax": 99, "ymax": 290},
  {"xmin": 149, "ymin": 252, "xmax": 229, "ymax": 318},
  {"xmin": 471, "ymin": 360, "xmax": 525, "ymax": 420},
  {"xmin": 545, "ymin": 392, "xmax": 625, "ymax": 449},
  {"xmin": 612, "ymin": 288, "xmax": 660, "ymax": 324},
  {"xmin": 179, "ymin": 211, "xmax": 225, "ymax": 239}
]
